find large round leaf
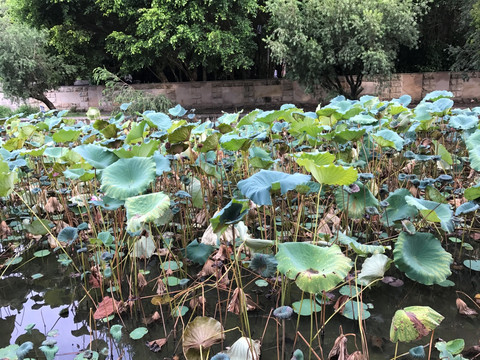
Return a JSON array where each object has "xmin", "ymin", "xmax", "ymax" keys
[
  {"xmin": 101, "ymin": 157, "xmax": 156, "ymax": 200},
  {"xmin": 393, "ymin": 232, "xmax": 452, "ymax": 285},
  {"xmin": 276, "ymin": 242, "xmax": 353, "ymax": 293},
  {"xmin": 390, "ymin": 306, "xmax": 444, "ymax": 343},
  {"xmin": 237, "ymin": 170, "xmax": 310, "ymax": 206},
  {"xmin": 183, "ymin": 317, "xmax": 224, "ymax": 360},
  {"xmin": 73, "ymin": 144, "xmax": 119, "ymax": 169},
  {"xmin": 125, "ymin": 192, "xmax": 170, "ymax": 232},
  {"xmin": 210, "ymin": 199, "xmax": 249, "ymax": 234},
  {"xmin": 358, "ymin": 254, "xmax": 391, "ymax": 285},
  {"xmin": 371, "ymin": 129, "xmax": 405, "ymax": 151},
  {"xmin": 296, "ymin": 159, "xmax": 358, "ymax": 186},
  {"xmin": 449, "ymin": 114, "xmax": 478, "ymax": 130}
]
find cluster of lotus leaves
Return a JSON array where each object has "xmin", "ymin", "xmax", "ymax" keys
[{"xmin": 276, "ymin": 242, "xmax": 353, "ymax": 293}]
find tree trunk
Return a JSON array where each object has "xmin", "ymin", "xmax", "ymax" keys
[{"xmin": 34, "ymin": 93, "xmax": 56, "ymax": 110}]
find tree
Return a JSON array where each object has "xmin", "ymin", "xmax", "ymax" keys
[
  {"xmin": 0, "ymin": 18, "xmax": 77, "ymax": 109},
  {"xmin": 450, "ymin": 0, "xmax": 480, "ymax": 71},
  {"xmin": 397, "ymin": 0, "xmax": 473, "ymax": 72},
  {"xmin": 100, "ymin": 0, "xmax": 259, "ymax": 81},
  {"xmin": 266, "ymin": 0, "xmax": 430, "ymax": 99}
]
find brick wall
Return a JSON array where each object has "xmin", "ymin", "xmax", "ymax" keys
[{"xmin": 2, "ymin": 72, "xmax": 480, "ymax": 112}]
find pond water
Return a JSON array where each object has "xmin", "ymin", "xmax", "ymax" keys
[{"xmin": 1, "ymin": 247, "xmax": 479, "ymax": 360}]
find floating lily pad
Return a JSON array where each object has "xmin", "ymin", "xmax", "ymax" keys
[
  {"xmin": 129, "ymin": 327, "xmax": 148, "ymax": 340},
  {"xmin": 463, "ymin": 259, "xmax": 480, "ymax": 271},
  {"xmin": 172, "ymin": 305, "xmax": 189, "ymax": 317},
  {"xmin": 292, "ymin": 299, "xmax": 322, "ymax": 316},
  {"xmin": 33, "ymin": 250, "xmax": 50, "ymax": 258}
]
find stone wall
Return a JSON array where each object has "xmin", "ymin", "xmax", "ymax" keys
[{"xmin": 2, "ymin": 72, "xmax": 480, "ymax": 112}]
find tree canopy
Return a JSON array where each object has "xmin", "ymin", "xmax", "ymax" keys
[
  {"xmin": 266, "ymin": 0, "xmax": 430, "ymax": 99},
  {"xmin": 0, "ymin": 16, "xmax": 76, "ymax": 109}
]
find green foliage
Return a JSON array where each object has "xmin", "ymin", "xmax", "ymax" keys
[
  {"xmin": 0, "ymin": 17, "xmax": 76, "ymax": 109},
  {"xmin": 93, "ymin": 68, "xmax": 172, "ymax": 114},
  {"xmin": 266, "ymin": 0, "xmax": 430, "ymax": 98}
]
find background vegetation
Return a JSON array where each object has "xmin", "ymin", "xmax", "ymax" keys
[{"xmin": 1, "ymin": 0, "xmax": 480, "ymax": 107}]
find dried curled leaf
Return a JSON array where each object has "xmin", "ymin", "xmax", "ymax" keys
[
  {"xmin": 45, "ymin": 197, "xmax": 64, "ymax": 213},
  {"xmin": 456, "ymin": 298, "xmax": 478, "ymax": 316},
  {"xmin": 143, "ymin": 311, "xmax": 161, "ymax": 325},
  {"xmin": 0, "ymin": 221, "xmax": 12, "ymax": 239},
  {"xmin": 94, "ymin": 296, "xmax": 124, "ymax": 320},
  {"xmin": 227, "ymin": 288, "xmax": 256, "ymax": 315},
  {"xmin": 328, "ymin": 329, "xmax": 349, "ymax": 360},
  {"xmin": 138, "ymin": 273, "xmax": 147, "ymax": 292},
  {"xmin": 146, "ymin": 338, "xmax": 167, "ymax": 353}
]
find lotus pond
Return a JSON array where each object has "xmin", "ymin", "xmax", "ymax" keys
[{"xmin": 0, "ymin": 92, "xmax": 479, "ymax": 360}]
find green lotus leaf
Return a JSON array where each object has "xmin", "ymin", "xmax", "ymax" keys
[
  {"xmin": 237, "ymin": 170, "xmax": 310, "ymax": 206},
  {"xmin": 186, "ymin": 239, "xmax": 214, "ymax": 265},
  {"xmin": 335, "ymin": 182, "xmax": 378, "ymax": 219},
  {"xmin": 372, "ymin": 129, "xmax": 405, "ymax": 151},
  {"xmin": 183, "ymin": 316, "xmax": 224, "ymax": 360},
  {"xmin": 425, "ymin": 185, "xmax": 447, "ymax": 203},
  {"xmin": 349, "ymin": 114, "xmax": 377, "ymax": 124},
  {"xmin": 132, "ymin": 235, "xmax": 156, "ymax": 259},
  {"xmin": 455, "ymin": 201, "xmax": 480, "ymax": 215},
  {"xmin": 100, "ymin": 124, "xmax": 118, "ymax": 139},
  {"xmin": 294, "ymin": 151, "xmax": 335, "ymax": 166},
  {"xmin": 469, "ymin": 146, "xmax": 480, "ymax": 172},
  {"xmin": 34, "ymin": 250, "xmax": 50, "ymax": 258},
  {"xmin": 464, "ymin": 183, "xmax": 480, "ymax": 200},
  {"xmin": 74, "ymin": 144, "xmax": 119, "ymax": 169},
  {"xmin": 249, "ymin": 146, "xmax": 274, "ymax": 169},
  {"xmin": 125, "ymin": 192, "xmax": 170, "ymax": 232},
  {"xmin": 463, "ymin": 259, "xmax": 480, "ymax": 271},
  {"xmin": 381, "ymin": 189, "xmax": 418, "ymax": 225},
  {"xmin": 172, "ymin": 305, "xmax": 189, "ymax": 317},
  {"xmin": 161, "ymin": 260, "xmax": 182, "ymax": 271},
  {"xmin": 4, "ymin": 343, "xmax": 24, "ymax": 360},
  {"xmin": 449, "ymin": 114, "xmax": 478, "ymax": 130},
  {"xmin": 110, "ymin": 324, "xmax": 122, "ymax": 342},
  {"xmin": 431, "ymin": 97, "xmax": 454, "ymax": 116},
  {"xmin": 334, "ymin": 233, "xmax": 387, "ymax": 255},
  {"xmin": 276, "ymin": 242, "xmax": 353, "ymax": 293},
  {"xmin": 129, "ymin": 327, "xmax": 148, "ymax": 340},
  {"xmin": 113, "ymin": 140, "xmax": 160, "ymax": 158},
  {"xmin": 405, "ymin": 196, "xmax": 454, "ymax": 232},
  {"xmin": 210, "ymin": 199, "xmax": 249, "ymax": 233},
  {"xmin": 199, "ymin": 132, "xmax": 221, "ymax": 153},
  {"xmin": 152, "ymin": 151, "xmax": 171, "ymax": 176},
  {"xmin": 168, "ymin": 123, "xmax": 195, "ymax": 143},
  {"xmin": 52, "ymin": 129, "xmax": 81, "ymax": 143},
  {"xmin": 57, "ymin": 227, "xmax": 78, "ymax": 245},
  {"xmin": 143, "ymin": 112, "xmax": 172, "ymax": 131},
  {"xmin": 435, "ymin": 339, "xmax": 465, "ymax": 356},
  {"xmin": 0, "ymin": 163, "xmax": 17, "ymax": 197},
  {"xmin": 185, "ymin": 177, "xmax": 204, "ymax": 209},
  {"xmin": 169, "ymin": 104, "xmax": 187, "ymax": 117},
  {"xmin": 358, "ymin": 254, "xmax": 391, "ymax": 285},
  {"xmin": 63, "ymin": 168, "xmax": 95, "ymax": 181},
  {"xmin": 393, "ymin": 232, "xmax": 452, "ymax": 285},
  {"xmin": 296, "ymin": 159, "xmax": 358, "ymax": 186},
  {"xmin": 101, "ymin": 157, "xmax": 156, "ymax": 200},
  {"xmin": 219, "ymin": 133, "xmax": 252, "ymax": 151},
  {"xmin": 126, "ymin": 120, "xmax": 147, "ymax": 144},
  {"xmin": 25, "ymin": 219, "xmax": 51, "ymax": 235},
  {"xmin": 390, "ymin": 306, "xmax": 444, "ymax": 343},
  {"xmin": 43, "ymin": 146, "xmax": 69, "ymax": 159},
  {"xmin": 342, "ymin": 300, "xmax": 371, "ymax": 320},
  {"xmin": 332, "ymin": 128, "xmax": 366, "ymax": 144},
  {"xmin": 292, "ymin": 299, "xmax": 322, "ymax": 316}
]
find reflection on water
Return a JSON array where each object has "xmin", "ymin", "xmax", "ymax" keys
[{"xmin": 1, "ymin": 252, "xmax": 479, "ymax": 359}]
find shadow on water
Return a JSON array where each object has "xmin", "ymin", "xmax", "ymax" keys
[{"xmin": 1, "ymin": 250, "xmax": 479, "ymax": 359}]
